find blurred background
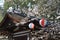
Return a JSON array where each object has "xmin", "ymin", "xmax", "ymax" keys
[
  {"xmin": 0, "ymin": 0, "xmax": 60, "ymax": 40},
  {"xmin": 1, "ymin": 0, "xmax": 60, "ymax": 22}
]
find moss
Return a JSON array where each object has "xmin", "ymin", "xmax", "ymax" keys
[{"xmin": 0, "ymin": 12, "xmax": 3, "ymax": 23}]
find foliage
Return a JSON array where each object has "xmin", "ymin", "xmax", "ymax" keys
[
  {"xmin": 4, "ymin": 1, "xmax": 13, "ymax": 10},
  {"xmin": 4, "ymin": 0, "xmax": 60, "ymax": 21}
]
